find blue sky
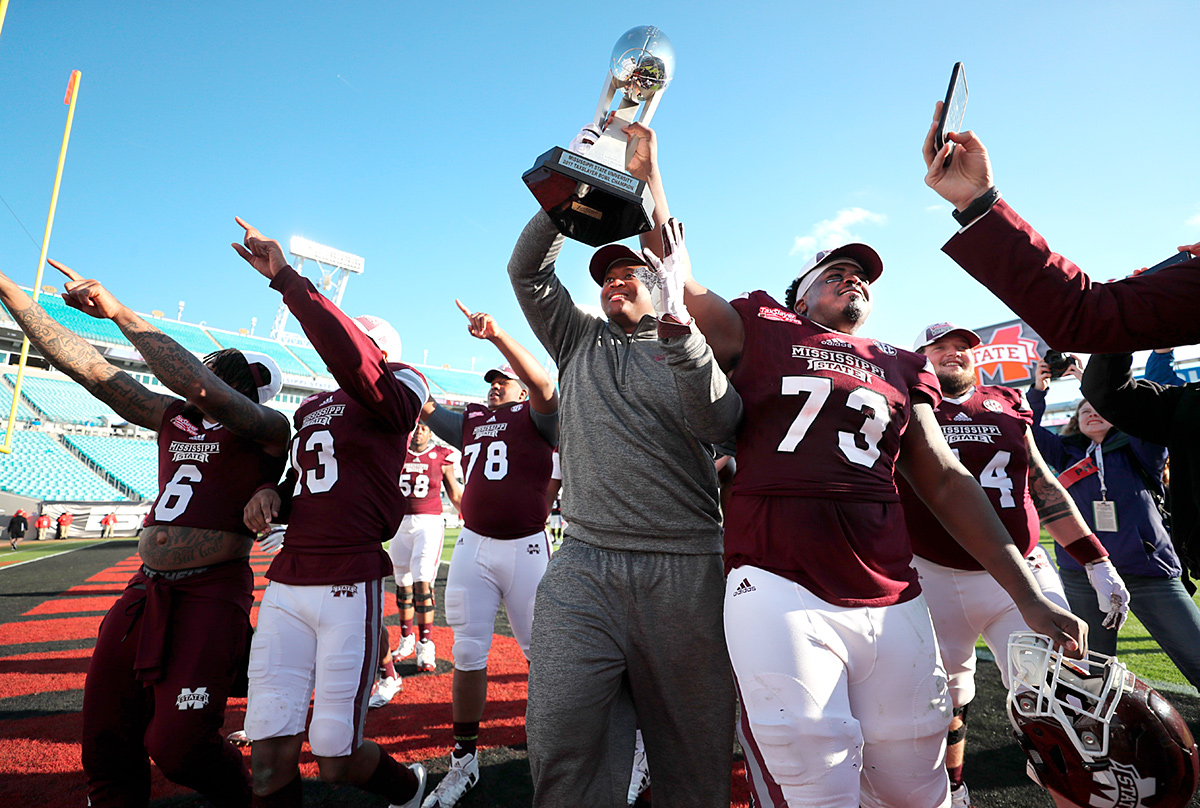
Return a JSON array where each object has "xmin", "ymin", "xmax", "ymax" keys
[{"xmin": 1, "ymin": 1, "xmax": 1197, "ymax": 374}]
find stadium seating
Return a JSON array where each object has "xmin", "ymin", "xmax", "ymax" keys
[
  {"xmin": 0, "ymin": 431, "xmax": 126, "ymax": 501},
  {"xmin": 206, "ymin": 330, "xmax": 312, "ymax": 377},
  {"xmin": 5, "ymin": 374, "xmax": 122, "ymax": 426},
  {"xmin": 0, "ymin": 383, "xmax": 36, "ymax": 423},
  {"xmin": 282, "ymin": 343, "xmax": 332, "ymax": 379},
  {"xmin": 420, "ymin": 366, "xmax": 490, "ymax": 400},
  {"xmin": 33, "ymin": 293, "xmax": 128, "ymax": 346},
  {"xmin": 141, "ymin": 317, "xmax": 222, "ymax": 355},
  {"xmin": 62, "ymin": 434, "xmax": 158, "ymax": 500}
]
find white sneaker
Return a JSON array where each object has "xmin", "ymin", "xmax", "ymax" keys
[
  {"xmin": 422, "ymin": 752, "xmax": 479, "ymax": 808},
  {"xmin": 389, "ymin": 762, "xmax": 427, "ymax": 808},
  {"xmin": 369, "ymin": 675, "xmax": 403, "ymax": 709},
  {"xmin": 395, "ymin": 633, "xmax": 417, "ymax": 660},
  {"xmin": 950, "ymin": 781, "xmax": 972, "ymax": 808},
  {"xmin": 416, "ymin": 638, "xmax": 437, "ymax": 672},
  {"xmin": 627, "ymin": 730, "xmax": 650, "ymax": 804}
]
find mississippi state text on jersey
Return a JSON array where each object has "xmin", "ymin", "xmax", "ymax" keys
[
  {"xmin": 148, "ymin": 399, "xmax": 286, "ymax": 536},
  {"xmin": 900, "ymin": 385, "xmax": 1039, "ymax": 570},
  {"xmin": 724, "ymin": 291, "xmax": 942, "ymax": 606}
]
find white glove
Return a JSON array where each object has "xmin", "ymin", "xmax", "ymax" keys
[
  {"xmin": 567, "ymin": 123, "xmax": 602, "ymax": 156},
  {"xmin": 640, "ymin": 218, "xmax": 691, "ymax": 325},
  {"xmin": 257, "ymin": 526, "xmax": 286, "ymax": 554},
  {"xmin": 1086, "ymin": 559, "xmax": 1130, "ymax": 631}
]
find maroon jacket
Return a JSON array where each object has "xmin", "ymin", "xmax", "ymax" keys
[{"xmin": 943, "ymin": 199, "xmax": 1200, "ymax": 352}]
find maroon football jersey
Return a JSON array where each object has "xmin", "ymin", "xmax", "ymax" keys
[
  {"xmin": 403, "ymin": 445, "xmax": 459, "ymax": 516},
  {"xmin": 724, "ymin": 291, "xmax": 942, "ymax": 607},
  {"xmin": 458, "ymin": 402, "xmax": 553, "ymax": 540},
  {"xmin": 900, "ymin": 385, "xmax": 1039, "ymax": 569},
  {"xmin": 147, "ymin": 399, "xmax": 285, "ymax": 536},
  {"xmin": 265, "ymin": 266, "xmax": 428, "ymax": 586}
]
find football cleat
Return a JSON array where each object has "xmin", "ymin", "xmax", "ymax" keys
[
  {"xmin": 422, "ymin": 752, "xmax": 479, "ymax": 808},
  {"xmin": 389, "ymin": 762, "xmax": 427, "ymax": 808},
  {"xmin": 949, "ymin": 781, "xmax": 971, "ymax": 808},
  {"xmin": 395, "ymin": 633, "xmax": 417, "ymax": 660},
  {"xmin": 226, "ymin": 729, "xmax": 251, "ymax": 747},
  {"xmin": 416, "ymin": 638, "xmax": 436, "ymax": 672},
  {"xmin": 627, "ymin": 729, "xmax": 650, "ymax": 805},
  {"xmin": 369, "ymin": 675, "xmax": 403, "ymax": 709}
]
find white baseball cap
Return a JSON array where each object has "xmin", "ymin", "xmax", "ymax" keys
[
  {"xmin": 484, "ymin": 363, "xmax": 527, "ymax": 389},
  {"xmin": 912, "ymin": 321, "xmax": 982, "ymax": 352},
  {"xmin": 788, "ymin": 243, "xmax": 884, "ymax": 308},
  {"xmin": 238, "ymin": 350, "xmax": 283, "ymax": 404},
  {"xmin": 353, "ymin": 315, "xmax": 402, "ymax": 361}
]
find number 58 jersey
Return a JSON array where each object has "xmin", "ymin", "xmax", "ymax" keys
[{"xmin": 729, "ymin": 292, "xmax": 941, "ymax": 501}]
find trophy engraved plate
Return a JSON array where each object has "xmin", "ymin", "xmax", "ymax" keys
[{"xmin": 523, "ymin": 26, "xmax": 675, "ymax": 247}]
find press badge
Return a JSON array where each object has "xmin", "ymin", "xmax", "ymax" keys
[{"xmin": 1093, "ymin": 500, "xmax": 1118, "ymax": 532}]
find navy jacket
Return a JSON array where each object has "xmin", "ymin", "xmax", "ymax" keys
[{"xmin": 1027, "ymin": 387, "xmax": 1177, "ymax": 578}]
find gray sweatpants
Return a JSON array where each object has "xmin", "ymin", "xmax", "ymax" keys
[{"xmin": 526, "ymin": 538, "xmax": 735, "ymax": 807}]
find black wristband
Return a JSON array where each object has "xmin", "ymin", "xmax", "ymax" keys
[{"xmin": 952, "ymin": 186, "xmax": 1000, "ymax": 226}]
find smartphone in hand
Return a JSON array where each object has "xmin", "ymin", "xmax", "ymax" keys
[
  {"xmin": 935, "ymin": 63, "xmax": 968, "ymax": 168},
  {"xmin": 1139, "ymin": 251, "xmax": 1193, "ymax": 276}
]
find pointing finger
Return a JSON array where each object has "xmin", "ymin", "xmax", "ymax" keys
[
  {"xmin": 455, "ymin": 299, "xmax": 472, "ymax": 318},
  {"xmin": 47, "ymin": 258, "xmax": 83, "ymax": 282}
]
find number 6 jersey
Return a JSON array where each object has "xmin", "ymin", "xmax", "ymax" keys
[{"xmin": 725, "ymin": 291, "xmax": 942, "ymax": 607}]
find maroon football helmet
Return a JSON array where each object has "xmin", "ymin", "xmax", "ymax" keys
[{"xmin": 1007, "ymin": 632, "xmax": 1199, "ymax": 808}]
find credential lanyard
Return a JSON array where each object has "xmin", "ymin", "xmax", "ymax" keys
[{"xmin": 1088, "ymin": 442, "xmax": 1107, "ymax": 501}]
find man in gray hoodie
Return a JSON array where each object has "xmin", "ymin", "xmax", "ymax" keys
[{"xmin": 508, "ymin": 122, "xmax": 740, "ymax": 807}]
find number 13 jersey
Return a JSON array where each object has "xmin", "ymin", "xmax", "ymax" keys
[{"xmin": 726, "ymin": 291, "xmax": 941, "ymax": 606}]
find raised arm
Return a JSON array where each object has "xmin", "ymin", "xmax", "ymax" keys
[
  {"xmin": 924, "ymin": 101, "xmax": 1200, "ymax": 352},
  {"xmin": 1081, "ymin": 352, "xmax": 1180, "ymax": 447},
  {"xmin": 643, "ymin": 219, "xmax": 743, "ymax": 443},
  {"xmin": 50, "ymin": 260, "xmax": 289, "ymax": 455},
  {"xmin": 233, "ymin": 218, "xmax": 425, "ymax": 430},
  {"xmin": 455, "ymin": 299, "xmax": 557, "ymax": 415},
  {"xmin": 0, "ymin": 269, "xmax": 168, "ymax": 430},
  {"xmin": 898, "ymin": 402, "xmax": 1087, "ymax": 654},
  {"xmin": 623, "ymin": 122, "xmax": 744, "ymax": 371}
]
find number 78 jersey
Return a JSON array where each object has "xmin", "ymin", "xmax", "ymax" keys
[
  {"xmin": 729, "ymin": 292, "xmax": 941, "ymax": 500},
  {"xmin": 458, "ymin": 402, "xmax": 553, "ymax": 540}
]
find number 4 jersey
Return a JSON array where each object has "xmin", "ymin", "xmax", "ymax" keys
[
  {"xmin": 725, "ymin": 291, "xmax": 941, "ymax": 606},
  {"xmin": 149, "ymin": 399, "xmax": 286, "ymax": 535},
  {"xmin": 899, "ymin": 385, "xmax": 1040, "ymax": 570}
]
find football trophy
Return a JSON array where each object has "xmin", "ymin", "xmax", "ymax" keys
[{"xmin": 522, "ymin": 26, "xmax": 675, "ymax": 247}]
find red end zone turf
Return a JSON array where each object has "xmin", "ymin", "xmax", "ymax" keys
[{"xmin": 0, "ymin": 550, "xmax": 753, "ymax": 806}]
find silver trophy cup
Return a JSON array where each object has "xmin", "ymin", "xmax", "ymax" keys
[{"xmin": 523, "ymin": 26, "xmax": 675, "ymax": 247}]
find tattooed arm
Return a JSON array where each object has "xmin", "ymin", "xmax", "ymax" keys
[
  {"xmin": 1025, "ymin": 429, "xmax": 1096, "ymax": 546},
  {"xmin": 50, "ymin": 263, "xmax": 290, "ymax": 456},
  {"xmin": 0, "ymin": 270, "xmax": 169, "ymax": 430}
]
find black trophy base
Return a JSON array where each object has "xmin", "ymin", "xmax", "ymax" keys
[{"xmin": 522, "ymin": 146, "xmax": 654, "ymax": 247}]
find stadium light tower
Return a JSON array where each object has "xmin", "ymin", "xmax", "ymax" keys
[{"xmin": 271, "ymin": 236, "xmax": 365, "ymax": 340}]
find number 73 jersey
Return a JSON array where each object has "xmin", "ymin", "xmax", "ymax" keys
[{"xmin": 729, "ymin": 292, "xmax": 941, "ymax": 501}]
